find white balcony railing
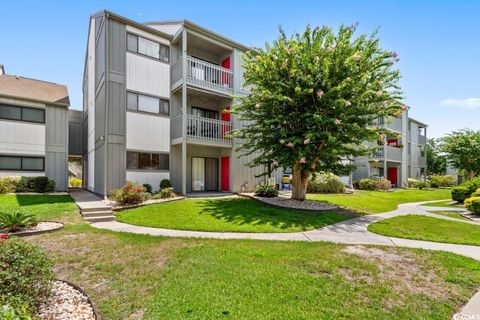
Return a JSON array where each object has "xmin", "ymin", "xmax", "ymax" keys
[
  {"xmin": 378, "ymin": 116, "xmax": 402, "ymax": 132},
  {"xmin": 185, "ymin": 114, "xmax": 233, "ymax": 145},
  {"xmin": 171, "ymin": 55, "xmax": 234, "ymax": 95},
  {"xmin": 373, "ymin": 145, "xmax": 402, "ymax": 162}
]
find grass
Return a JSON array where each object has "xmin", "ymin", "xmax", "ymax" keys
[
  {"xmin": 430, "ymin": 210, "xmax": 469, "ymax": 221},
  {"xmin": 15, "ymin": 195, "xmax": 480, "ymax": 319},
  {"xmin": 368, "ymin": 215, "xmax": 480, "ymax": 245},
  {"xmin": 117, "ymin": 197, "xmax": 350, "ymax": 233},
  {"xmin": 0, "ymin": 194, "xmax": 78, "ymax": 221},
  {"xmin": 422, "ymin": 200, "xmax": 464, "ymax": 208},
  {"xmin": 307, "ymin": 189, "xmax": 452, "ymax": 214}
]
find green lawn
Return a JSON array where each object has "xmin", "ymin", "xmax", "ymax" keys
[
  {"xmin": 307, "ymin": 189, "xmax": 452, "ymax": 214},
  {"xmin": 117, "ymin": 197, "xmax": 350, "ymax": 233},
  {"xmin": 422, "ymin": 200, "xmax": 464, "ymax": 208},
  {"xmin": 368, "ymin": 215, "xmax": 480, "ymax": 245},
  {"xmin": 0, "ymin": 194, "xmax": 78, "ymax": 221},
  {"xmin": 15, "ymin": 195, "xmax": 480, "ymax": 319}
]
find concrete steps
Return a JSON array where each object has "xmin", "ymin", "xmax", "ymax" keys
[{"xmin": 69, "ymin": 189, "xmax": 116, "ymax": 223}]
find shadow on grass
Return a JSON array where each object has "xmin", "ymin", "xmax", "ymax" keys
[
  {"xmin": 15, "ymin": 194, "xmax": 75, "ymax": 207},
  {"xmin": 196, "ymin": 198, "xmax": 350, "ymax": 231}
]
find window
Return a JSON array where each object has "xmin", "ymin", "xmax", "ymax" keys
[
  {"xmin": 126, "ymin": 92, "xmax": 169, "ymax": 116},
  {"xmin": 191, "ymin": 106, "xmax": 219, "ymax": 119},
  {"xmin": 126, "ymin": 151, "xmax": 169, "ymax": 171},
  {"xmin": 127, "ymin": 33, "xmax": 169, "ymax": 62},
  {"xmin": 0, "ymin": 155, "xmax": 44, "ymax": 171},
  {"xmin": 0, "ymin": 104, "xmax": 45, "ymax": 123}
]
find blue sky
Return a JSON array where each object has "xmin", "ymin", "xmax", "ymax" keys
[{"xmin": 1, "ymin": 0, "xmax": 478, "ymax": 137}]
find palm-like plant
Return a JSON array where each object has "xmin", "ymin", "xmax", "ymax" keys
[{"xmin": 0, "ymin": 211, "xmax": 38, "ymax": 232}]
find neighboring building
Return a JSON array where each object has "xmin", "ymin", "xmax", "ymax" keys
[
  {"xmin": 82, "ymin": 10, "xmax": 273, "ymax": 196},
  {"xmin": 0, "ymin": 65, "xmax": 71, "ymax": 190},
  {"xmin": 352, "ymin": 111, "xmax": 428, "ymax": 187}
]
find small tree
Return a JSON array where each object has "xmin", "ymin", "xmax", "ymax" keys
[
  {"xmin": 426, "ymin": 138, "xmax": 447, "ymax": 175},
  {"xmin": 234, "ymin": 25, "xmax": 403, "ymax": 200},
  {"xmin": 441, "ymin": 129, "xmax": 480, "ymax": 180}
]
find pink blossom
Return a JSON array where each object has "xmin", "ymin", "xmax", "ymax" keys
[
  {"xmin": 272, "ymin": 160, "xmax": 278, "ymax": 166},
  {"xmin": 344, "ymin": 100, "xmax": 351, "ymax": 107},
  {"xmin": 389, "ymin": 60, "xmax": 395, "ymax": 65},
  {"xmin": 352, "ymin": 53, "xmax": 361, "ymax": 61},
  {"xmin": 402, "ymin": 104, "xmax": 409, "ymax": 111},
  {"xmin": 300, "ymin": 157, "xmax": 306, "ymax": 164},
  {"xmin": 376, "ymin": 90, "xmax": 383, "ymax": 97},
  {"xmin": 390, "ymin": 51, "xmax": 398, "ymax": 58},
  {"xmin": 304, "ymin": 139, "xmax": 310, "ymax": 145},
  {"xmin": 255, "ymin": 103, "xmax": 261, "ymax": 109},
  {"xmin": 316, "ymin": 90, "xmax": 324, "ymax": 97},
  {"xmin": 335, "ymin": 119, "xmax": 342, "ymax": 125},
  {"xmin": 286, "ymin": 142, "xmax": 294, "ymax": 148}
]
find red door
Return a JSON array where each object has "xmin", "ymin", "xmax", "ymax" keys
[
  {"xmin": 387, "ymin": 167, "xmax": 397, "ymax": 186},
  {"xmin": 221, "ymin": 157, "xmax": 230, "ymax": 192},
  {"xmin": 221, "ymin": 56, "xmax": 231, "ymax": 86}
]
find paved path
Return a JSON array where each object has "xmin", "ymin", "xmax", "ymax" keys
[{"xmin": 86, "ymin": 197, "xmax": 479, "ymax": 316}]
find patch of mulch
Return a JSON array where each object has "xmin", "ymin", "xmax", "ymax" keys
[
  {"xmin": 3, "ymin": 221, "xmax": 64, "ymax": 237},
  {"xmin": 36, "ymin": 280, "xmax": 97, "ymax": 320},
  {"xmin": 241, "ymin": 193, "xmax": 337, "ymax": 211},
  {"xmin": 110, "ymin": 196, "xmax": 185, "ymax": 211}
]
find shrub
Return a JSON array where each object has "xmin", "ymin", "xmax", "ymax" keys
[
  {"xmin": 407, "ymin": 178, "xmax": 420, "ymax": 188},
  {"xmin": 416, "ymin": 180, "xmax": 430, "ymax": 190},
  {"xmin": 142, "ymin": 184, "xmax": 153, "ymax": 194},
  {"xmin": 465, "ymin": 196, "xmax": 480, "ymax": 214},
  {"xmin": 0, "ymin": 177, "xmax": 20, "ymax": 194},
  {"xmin": 307, "ymin": 173, "xmax": 345, "ymax": 193},
  {"xmin": 160, "ymin": 179, "xmax": 172, "ymax": 189},
  {"xmin": 46, "ymin": 179, "xmax": 55, "ymax": 192},
  {"xmin": 0, "ymin": 211, "xmax": 38, "ymax": 233},
  {"xmin": 430, "ymin": 175, "xmax": 456, "ymax": 188},
  {"xmin": 68, "ymin": 177, "xmax": 82, "ymax": 188},
  {"xmin": 109, "ymin": 182, "xmax": 145, "ymax": 205},
  {"xmin": 0, "ymin": 304, "xmax": 33, "ymax": 320},
  {"xmin": 0, "ymin": 238, "xmax": 54, "ymax": 312},
  {"xmin": 16, "ymin": 177, "xmax": 34, "ymax": 192},
  {"xmin": 32, "ymin": 177, "xmax": 49, "ymax": 193},
  {"xmin": 254, "ymin": 184, "xmax": 278, "ymax": 197},
  {"xmin": 452, "ymin": 186, "xmax": 471, "ymax": 203},
  {"xmin": 358, "ymin": 178, "xmax": 391, "ymax": 191},
  {"xmin": 153, "ymin": 187, "xmax": 175, "ymax": 199}
]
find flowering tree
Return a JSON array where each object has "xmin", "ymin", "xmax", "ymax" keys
[
  {"xmin": 441, "ymin": 129, "xmax": 480, "ymax": 180},
  {"xmin": 234, "ymin": 25, "xmax": 404, "ymax": 200}
]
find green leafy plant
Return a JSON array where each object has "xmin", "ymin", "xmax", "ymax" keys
[
  {"xmin": 0, "ymin": 238, "xmax": 54, "ymax": 313},
  {"xmin": 233, "ymin": 25, "xmax": 403, "ymax": 200},
  {"xmin": 358, "ymin": 178, "xmax": 391, "ymax": 191},
  {"xmin": 465, "ymin": 196, "xmax": 480, "ymax": 214},
  {"xmin": 0, "ymin": 177, "xmax": 20, "ymax": 194},
  {"xmin": 307, "ymin": 173, "xmax": 345, "ymax": 194},
  {"xmin": 254, "ymin": 184, "xmax": 278, "ymax": 198},
  {"xmin": 32, "ymin": 177, "xmax": 49, "ymax": 193},
  {"xmin": 143, "ymin": 184, "xmax": 153, "ymax": 194},
  {"xmin": 13, "ymin": 176, "xmax": 55, "ymax": 193},
  {"xmin": 68, "ymin": 177, "xmax": 82, "ymax": 188},
  {"xmin": 160, "ymin": 179, "xmax": 172, "ymax": 190},
  {"xmin": 441, "ymin": 129, "xmax": 480, "ymax": 180},
  {"xmin": 152, "ymin": 187, "xmax": 175, "ymax": 199},
  {"xmin": 452, "ymin": 186, "xmax": 471, "ymax": 203},
  {"xmin": 0, "ymin": 211, "xmax": 38, "ymax": 233},
  {"xmin": 416, "ymin": 181, "xmax": 430, "ymax": 190},
  {"xmin": 429, "ymin": 175, "xmax": 455, "ymax": 188},
  {"xmin": 0, "ymin": 304, "xmax": 33, "ymax": 320},
  {"xmin": 109, "ymin": 182, "xmax": 145, "ymax": 205},
  {"xmin": 407, "ymin": 178, "xmax": 420, "ymax": 188}
]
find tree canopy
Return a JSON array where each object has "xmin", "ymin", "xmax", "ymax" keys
[
  {"xmin": 441, "ymin": 129, "xmax": 480, "ymax": 180},
  {"xmin": 234, "ymin": 25, "xmax": 404, "ymax": 200},
  {"xmin": 426, "ymin": 138, "xmax": 447, "ymax": 176}
]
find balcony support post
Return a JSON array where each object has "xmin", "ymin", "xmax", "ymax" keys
[{"xmin": 181, "ymin": 28, "xmax": 188, "ymax": 195}]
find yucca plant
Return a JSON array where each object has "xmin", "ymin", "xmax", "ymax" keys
[{"xmin": 0, "ymin": 211, "xmax": 38, "ymax": 233}]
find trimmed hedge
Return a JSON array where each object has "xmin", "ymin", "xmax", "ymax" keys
[
  {"xmin": 451, "ymin": 177, "xmax": 480, "ymax": 203},
  {"xmin": 358, "ymin": 178, "xmax": 391, "ymax": 191},
  {"xmin": 465, "ymin": 196, "xmax": 480, "ymax": 214},
  {"xmin": 307, "ymin": 173, "xmax": 345, "ymax": 194},
  {"xmin": 0, "ymin": 176, "xmax": 55, "ymax": 194},
  {"xmin": 429, "ymin": 175, "xmax": 456, "ymax": 188}
]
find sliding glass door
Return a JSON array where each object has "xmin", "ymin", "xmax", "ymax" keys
[{"xmin": 191, "ymin": 157, "xmax": 218, "ymax": 191}]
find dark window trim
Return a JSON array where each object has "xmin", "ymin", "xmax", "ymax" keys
[
  {"xmin": 0, "ymin": 104, "xmax": 45, "ymax": 124},
  {"xmin": 126, "ymin": 32, "xmax": 170, "ymax": 63},
  {"xmin": 0, "ymin": 154, "xmax": 45, "ymax": 171},
  {"xmin": 126, "ymin": 150, "xmax": 169, "ymax": 172},
  {"xmin": 125, "ymin": 91, "xmax": 170, "ymax": 117}
]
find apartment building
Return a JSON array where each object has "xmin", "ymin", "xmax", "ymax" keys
[
  {"xmin": 352, "ymin": 110, "xmax": 428, "ymax": 187},
  {"xmin": 0, "ymin": 65, "xmax": 70, "ymax": 190},
  {"xmin": 83, "ymin": 10, "xmax": 271, "ymax": 196}
]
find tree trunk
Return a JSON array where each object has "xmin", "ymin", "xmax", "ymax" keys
[{"xmin": 291, "ymin": 163, "xmax": 310, "ymax": 201}]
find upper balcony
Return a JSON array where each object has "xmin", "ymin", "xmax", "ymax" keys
[
  {"xmin": 171, "ymin": 55, "xmax": 234, "ymax": 96},
  {"xmin": 377, "ymin": 116, "xmax": 402, "ymax": 133},
  {"xmin": 373, "ymin": 145, "xmax": 402, "ymax": 162}
]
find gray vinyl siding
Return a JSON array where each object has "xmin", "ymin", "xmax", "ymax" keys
[
  {"xmin": 45, "ymin": 105, "xmax": 68, "ymax": 191},
  {"xmin": 68, "ymin": 110, "xmax": 83, "ymax": 156},
  {"xmin": 170, "ymin": 144, "xmax": 182, "ymax": 193}
]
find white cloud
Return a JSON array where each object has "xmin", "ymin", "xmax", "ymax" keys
[{"xmin": 441, "ymin": 98, "xmax": 480, "ymax": 109}]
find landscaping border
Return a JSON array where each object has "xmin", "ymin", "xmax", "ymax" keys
[
  {"xmin": 111, "ymin": 196, "xmax": 185, "ymax": 211},
  {"xmin": 237, "ymin": 193, "xmax": 338, "ymax": 212},
  {"xmin": 10, "ymin": 221, "xmax": 64, "ymax": 237},
  {"xmin": 58, "ymin": 279, "xmax": 101, "ymax": 320}
]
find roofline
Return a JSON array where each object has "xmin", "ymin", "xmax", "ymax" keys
[
  {"xmin": 92, "ymin": 10, "xmax": 173, "ymax": 40},
  {"xmin": 0, "ymin": 93, "xmax": 69, "ymax": 108},
  {"xmin": 146, "ymin": 19, "xmax": 250, "ymax": 51},
  {"xmin": 408, "ymin": 117, "xmax": 428, "ymax": 127}
]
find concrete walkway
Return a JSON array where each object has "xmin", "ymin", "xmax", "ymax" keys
[{"xmin": 85, "ymin": 197, "xmax": 479, "ymax": 316}]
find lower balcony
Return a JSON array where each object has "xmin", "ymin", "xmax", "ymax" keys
[
  {"xmin": 171, "ymin": 114, "xmax": 233, "ymax": 147},
  {"xmin": 373, "ymin": 146, "xmax": 402, "ymax": 162}
]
